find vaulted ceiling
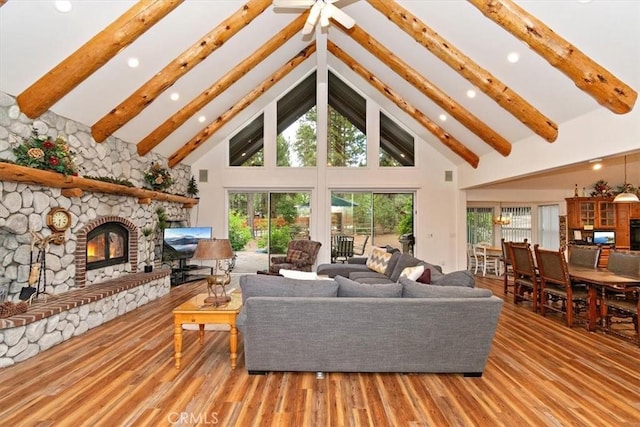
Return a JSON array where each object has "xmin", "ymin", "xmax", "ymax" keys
[{"xmin": 1, "ymin": 0, "xmax": 638, "ymax": 170}]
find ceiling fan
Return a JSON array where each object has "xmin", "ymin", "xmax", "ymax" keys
[{"xmin": 274, "ymin": 0, "xmax": 355, "ymax": 35}]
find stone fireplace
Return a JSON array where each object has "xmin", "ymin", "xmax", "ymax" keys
[{"xmin": 75, "ymin": 216, "xmax": 139, "ymax": 287}]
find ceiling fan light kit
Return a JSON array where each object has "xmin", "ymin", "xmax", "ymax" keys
[{"xmin": 275, "ymin": 0, "xmax": 355, "ymax": 35}]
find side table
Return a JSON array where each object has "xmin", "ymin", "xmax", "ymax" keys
[{"xmin": 173, "ymin": 292, "xmax": 242, "ymax": 370}]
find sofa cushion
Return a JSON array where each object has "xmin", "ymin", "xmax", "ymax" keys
[
  {"xmin": 430, "ymin": 270, "xmax": 475, "ymax": 288},
  {"xmin": 285, "ymin": 248, "xmax": 310, "ymax": 264},
  {"xmin": 416, "ymin": 268, "xmax": 431, "ymax": 284},
  {"xmin": 366, "ymin": 247, "xmax": 393, "ymax": 274},
  {"xmin": 336, "ymin": 275, "xmax": 402, "ymax": 297},
  {"xmin": 400, "ymin": 278, "xmax": 492, "ymax": 298},
  {"xmin": 348, "ymin": 271, "xmax": 388, "ymax": 280},
  {"xmin": 400, "ymin": 264, "xmax": 425, "ymax": 281},
  {"xmin": 239, "ymin": 274, "xmax": 338, "ymax": 303}
]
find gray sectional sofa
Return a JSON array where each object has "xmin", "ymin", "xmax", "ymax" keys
[
  {"xmin": 316, "ymin": 247, "xmax": 475, "ymax": 287},
  {"xmin": 237, "ymin": 274, "xmax": 503, "ymax": 376}
]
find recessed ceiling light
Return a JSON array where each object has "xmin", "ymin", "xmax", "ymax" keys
[
  {"xmin": 592, "ymin": 163, "xmax": 602, "ymax": 170},
  {"xmin": 170, "ymin": 92, "xmax": 180, "ymax": 101},
  {"xmin": 439, "ymin": 114, "xmax": 447, "ymax": 121},
  {"xmin": 54, "ymin": 1, "xmax": 72, "ymax": 13},
  {"xmin": 577, "ymin": 0, "xmax": 592, "ymax": 4},
  {"xmin": 507, "ymin": 52, "xmax": 520, "ymax": 63},
  {"xmin": 127, "ymin": 57, "xmax": 139, "ymax": 68},
  {"xmin": 198, "ymin": 115, "xmax": 206, "ymax": 123},
  {"xmin": 466, "ymin": 89, "xmax": 476, "ymax": 99}
]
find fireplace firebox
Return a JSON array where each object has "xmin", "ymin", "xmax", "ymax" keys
[{"xmin": 86, "ymin": 223, "xmax": 129, "ymax": 270}]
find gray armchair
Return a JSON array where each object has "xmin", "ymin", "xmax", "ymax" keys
[{"xmin": 269, "ymin": 240, "xmax": 322, "ymax": 273}]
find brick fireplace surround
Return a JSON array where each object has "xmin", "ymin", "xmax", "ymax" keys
[{"xmin": 74, "ymin": 216, "xmax": 139, "ymax": 288}]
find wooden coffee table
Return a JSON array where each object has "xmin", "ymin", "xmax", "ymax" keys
[{"xmin": 173, "ymin": 292, "xmax": 242, "ymax": 370}]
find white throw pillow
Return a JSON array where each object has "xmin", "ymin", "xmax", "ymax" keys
[
  {"xmin": 400, "ymin": 264, "xmax": 425, "ymax": 281},
  {"xmin": 279, "ymin": 269, "xmax": 319, "ymax": 280}
]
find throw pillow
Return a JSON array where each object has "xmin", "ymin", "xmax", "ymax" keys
[
  {"xmin": 366, "ymin": 246, "xmax": 393, "ymax": 274},
  {"xmin": 285, "ymin": 248, "xmax": 310, "ymax": 264},
  {"xmin": 416, "ymin": 268, "xmax": 431, "ymax": 284},
  {"xmin": 430, "ymin": 270, "xmax": 475, "ymax": 288},
  {"xmin": 399, "ymin": 264, "xmax": 425, "ymax": 281},
  {"xmin": 336, "ymin": 275, "xmax": 402, "ymax": 297}
]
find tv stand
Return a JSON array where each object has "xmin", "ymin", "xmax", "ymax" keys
[{"xmin": 170, "ymin": 258, "xmax": 213, "ymax": 286}]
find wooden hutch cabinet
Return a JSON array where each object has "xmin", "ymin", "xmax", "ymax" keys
[
  {"xmin": 566, "ymin": 197, "xmax": 617, "ymax": 267},
  {"xmin": 566, "ymin": 197, "xmax": 616, "ymax": 230}
]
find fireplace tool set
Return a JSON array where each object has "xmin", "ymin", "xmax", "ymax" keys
[{"xmin": 20, "ymin": 231, "xmax": 53, "ymax": 303}]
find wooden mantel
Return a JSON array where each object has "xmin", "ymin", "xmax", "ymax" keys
[{"xmin": 0, "ymin": 162, "xmax": 199, "ymax": 208}]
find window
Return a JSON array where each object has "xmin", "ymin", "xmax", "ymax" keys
[
  {"xmin": 380, "ymin": 112, "xmax": 414, "ymax": 167},
  {"xmin": 538, "ymin": 204, "xmax": 560, "ymax": 249},
  {"xmin": 229, "ymin": 114, "xmax": 264, "ymax": 166},
  {"xmin": 327, "ymin": 72, "xmax": 366, "ymax": 167},
  {"xmin": 501, "ymin": 206, "xmax": 532, "ymax": 242},
  {"xmin": 277, "ymin": 72, "xmax": 317, "ymax": 167},
  {"xmin": 467, "ymin": 207, "xmax": 493, "ymax": 244}
]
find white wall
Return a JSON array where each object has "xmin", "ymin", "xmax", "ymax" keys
[{"xmin": 191, "ymin": 100, "xmax": 462, "ymax": 271}]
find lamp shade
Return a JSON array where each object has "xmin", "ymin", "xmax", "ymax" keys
[
  {"xmin": 613, "ymin": 192, "xmax": 640, "ymax": 203},
  {"xmin": 191, "ymin": 239, "xmax": 234, "ymax": 261}
]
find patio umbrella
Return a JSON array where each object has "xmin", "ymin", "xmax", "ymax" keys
[
  {"xmin": 300, "ymin": 195, "xmax": 358, "ymax": 207},
  {"xmin": 331, "ymin": 195, "xmax": 358, "ymax": 207}
]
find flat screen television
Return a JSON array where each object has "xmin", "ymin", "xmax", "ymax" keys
[
  {"xmin": 162, "ymin": 227, "xmax": 212, "ymax": 261},
  {"xmin": 592, "ymin": 230, "xmax": 615, "ymax": 245}
]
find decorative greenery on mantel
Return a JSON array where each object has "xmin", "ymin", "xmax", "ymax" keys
[{"xmin": 0, "ymin": 162, "xmax": 198, "ymax": 208}]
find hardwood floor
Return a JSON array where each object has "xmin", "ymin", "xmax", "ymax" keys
[{"xmin": 0, "ymin": 275, "xmax": 639, "ymax": 426}]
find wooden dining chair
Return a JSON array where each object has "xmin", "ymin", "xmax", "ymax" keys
[
  {"xmin": 509, "ymin": 242, "xmax": 539, "ymax": 312},
  {"xmin": 603, "ymin": 250, "xmax": 640, "ymax": 343},
  {"xmin": 567, "ymin": 245, "xmax": 602, "ymax": 269},
  {"xmin": 534, "ymin": 244, "xmax": 589, "ymax": 327},
  {"xmin": 501, "ymin": 238, "xmax": 528, "ymax": 295}
]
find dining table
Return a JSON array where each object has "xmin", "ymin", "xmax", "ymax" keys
[{"xmin": 568, "ymin": 266, "xmax": 640, "ymax": 332}]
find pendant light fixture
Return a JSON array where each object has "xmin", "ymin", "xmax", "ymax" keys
[
  {"xmin": 613, "ymin": 155, "xmax": 639, "ymax": 203},
  {"xmin": 493, "ymin": 202, "xmax": 511, "ymax": 225}
]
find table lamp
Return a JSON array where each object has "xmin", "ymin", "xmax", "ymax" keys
[{"xmin": 191, "ymin": 238, "xmax": 234, "ymax": 305}]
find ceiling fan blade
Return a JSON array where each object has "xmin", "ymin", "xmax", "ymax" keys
[
  {"xmin": 324, "ymin": 3, "xmax": 355, "ymax": 29},
  {"xmin": 273, "ymin": 0, "xmax": 315, "ymax": 8},
  {"xmin": 302, "ymin": 1, "xmax": 322, "ymax": 35}
]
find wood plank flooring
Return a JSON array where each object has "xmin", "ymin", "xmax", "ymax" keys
[{"xmin": 0, "ymin": 275, "xmax": 639, "ymax": 426}]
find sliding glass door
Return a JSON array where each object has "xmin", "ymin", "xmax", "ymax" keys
[
  {"xmin": 229, "ymin": 191, "xmax": 310, "ymax": 273},
  {"xmin": 330, "ymin": 191, "xmax": 414, "ymax": 260}
]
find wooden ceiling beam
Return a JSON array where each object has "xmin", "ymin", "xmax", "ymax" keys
[
  {"xmin": 91, "ymin": 0, "xmax": 272, "ymax": 143},
  {"xmin": 337, "ymin": 21, "xmax": 511, "ymax": 157},
  {"xmin": 16, "ymin": 0, "xmax": 183, "ymax": 119},
  {"xmin": 168, "ymin": 43, "xmax": 317, "ymax": 168},
  {"xmin": 137, "ymin": 12, "xmax": 308, "ymax": 156},
  {"xmin": 366, "ymin": 0, "xmax": 558, "ymax": 143},
  {"xmin": 468, "ymin": 0, "xmax": 637, "ymax": 114},
  {"xmin": 327, "ymin": 41, "xmax": 479, "ymax": 169}
]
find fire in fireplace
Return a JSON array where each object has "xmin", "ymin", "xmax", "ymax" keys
[{"xmin": 86, "ymin": 223, "xmax": 129, "ymax": 269}]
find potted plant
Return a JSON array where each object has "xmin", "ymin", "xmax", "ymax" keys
[
  {"xmin": 187, "ymin": 176, "xmax": 199, "ymax": 198},
  {"xmin": 141, "ymin": 227, "xmax": 155, "ymax": 272}
]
